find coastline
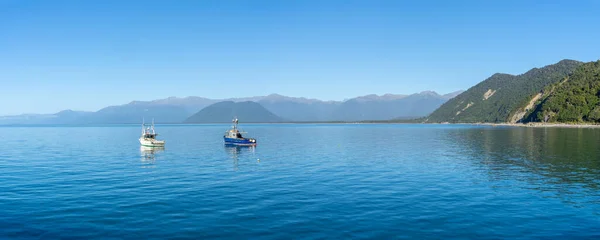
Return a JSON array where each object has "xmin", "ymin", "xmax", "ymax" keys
[
  {"xmin": 472, "ymin": 122, "xmax": 600, "ymax": 128},
  {"xmin": 3, "ymin": 121, "xmax": 600, "ymax": 128}
]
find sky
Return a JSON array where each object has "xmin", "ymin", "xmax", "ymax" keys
[{"xmin": 1, "ymin": 0, "xmax": 600, "ymax": 115}]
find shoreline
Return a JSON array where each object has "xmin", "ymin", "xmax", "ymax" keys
[
  {"xmin": 471, "ymin": 122, "xmax": 600, "ymax": 128},
  {"xmin": 2, "ymin": 122, "xmax": 600, "ymax": 128}
]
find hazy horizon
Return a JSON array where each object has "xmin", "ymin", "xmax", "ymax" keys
[
  {"xmin": 1, "ymin": 90, "xmax": 462, "ymax": 116},
  {"xmin": 2, "ymin": 0, "xmax": 600, "ymax": 115}
]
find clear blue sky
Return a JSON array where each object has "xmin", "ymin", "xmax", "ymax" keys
[{"xmin": 1, "ymin": 0, "xmax": 600, "ymax": 115}]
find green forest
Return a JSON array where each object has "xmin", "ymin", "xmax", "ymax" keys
[
  {"xmin": 426, "ymin": 60, "xmax": 582, "ymax": 123},
  {"xmin": 527, "ymin": 60, "xmax": 600, "ymax": 123}
]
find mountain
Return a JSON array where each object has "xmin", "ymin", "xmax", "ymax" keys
[
  {"xmin": 73, "ymin": 94, "xmax": 327, "ymax": 123},
  {"xmin": 350, "ymin": 94, "xmax": 409, "ymax": 102},
  {"xmin": 425, "ymin": 59, "xmax": 583, "ymax": 123},
  {"xmin": 184, "ymin": 101, "xmax": 285, "ymax": 123},
  {"xmin": 52, "ymin": 110, "xmax": 93, "ymax": 124},
  {"xmin": 0, "ymin": 110, "xmax": 92, "ymax": 125},
  {"xmin": 257, "ymin": 91, "xmax": 456, "ymax": 122},
  {"xmin": 257, "ymin": 94, "xmax": 340, "ymax": 122},
  {"xmin": 331, "ymin": 91, "xmax": 452, "ymax": 121},
  {"xmin": 58, "ymin": 97, "xmax": 217, "ymax": 124},
  {"xmin": 144, "ymin": 96, "xmax": 217, "ymax": 113},
  {"xmin": 79, "ymin": 103, "xmax": 190, "ymax": 124},
  {"xmin": 258, "ymin": 100, "xmax": 339, "ymax": 122},
  {"xmin": 442, "ymin": 90, "xmax": 464, "ymax": 100},
  {"xmin": 523, "ymin": 60, "xmax": 600, "ymax": 123},
  {"xmin": 0, "ymin": 113, "xmax": 56, "ymax": 125},
  {"xmin": 0, "ymin": 90, "xmax": 461, "ymax": 124},
  {"xmin": 249, "ymin": 93, "xmax": 328, "ymax": 104}
]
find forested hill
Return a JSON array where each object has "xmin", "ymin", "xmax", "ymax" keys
[
  {"xmin": 425, "ymin": 59, "xmax": 582, "ymax": 123},
  {"xmin": 524, "ymin": 60, "xmax": 600, "ymax": 123}
]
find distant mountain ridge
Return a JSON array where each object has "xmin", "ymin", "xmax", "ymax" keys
[
  {"xmin": 184, "ymin": 101, "xmax": 285, "ymax": 123},
  {"xmin": 0, "ymin": 90, "xmax": 462, "ymax": 124},
  {"xmin": 329, "ymin": 91, "xmax": 460, "ymax": 121},
  {"xmin": 0, "ymin": 110, "xmax": 92, "ymax": 125}
]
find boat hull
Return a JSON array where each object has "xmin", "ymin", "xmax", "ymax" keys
[
  {"xmin": 224, "ymin": 137, "xmax": 257, "ymax": 146},
  {"xmin": 139, "ymin": 138, "xmax": 165, "ymax": 147}
]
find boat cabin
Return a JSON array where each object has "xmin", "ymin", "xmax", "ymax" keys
[
  {"xmin": 143, "ymin": 133, "xmax": 156, "ymax": 139},
  {"xmin": 142, "ymin": 127, "xmax": 157, "ymax": 139},
  {"xmin": 225, "ymin": 129, "xmax": 244, "ymax": 139}
]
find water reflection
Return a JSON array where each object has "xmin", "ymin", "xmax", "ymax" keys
[
  {"xmin": 224, "ymin": 145, "xmax": 256, "ymax": 170},
  {"xmin": 140, "ymin": 146, "xmax": 165, "ymax": 166},
  {"xmin": 446, "ymin": 127, "xmax": 600, "ymax": 210}
]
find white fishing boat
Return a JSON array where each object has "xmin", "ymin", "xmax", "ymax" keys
[{"xmin": 139, "ymin": 119, "xmax": 165, "ymax": 147}]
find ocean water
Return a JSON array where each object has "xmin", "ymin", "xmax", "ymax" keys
[{"xmin": 1, "ymin": 124, "xmax": 599, "ymax": 239}]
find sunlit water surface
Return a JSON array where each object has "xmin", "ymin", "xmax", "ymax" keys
[{"xmin": 1, "ymin": 124, "xmax": 599, "ymax": 239}]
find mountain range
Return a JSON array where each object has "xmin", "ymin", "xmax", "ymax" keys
[
  {"xmin": 0, "ymin": 91, "xmax": 462, "ymax": 124},
  {"xmin": 5, "ymin": 58, "xmax": 598, "ymax": 125}
]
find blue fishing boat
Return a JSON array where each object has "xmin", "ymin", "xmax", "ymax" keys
[{"xmin": 224, "ymin": 118, "xmax": 257, "ymax": 146}]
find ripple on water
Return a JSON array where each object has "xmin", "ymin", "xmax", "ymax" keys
[{"xmin": 0, "ymin": 124, "xmax": 600, "ymax": 238}]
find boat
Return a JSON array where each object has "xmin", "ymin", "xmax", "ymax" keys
[
  {"xmin": 139, "ymin": 119, "xmax": 165, "ymax": 147},
  {"xmin": 224, "ymin": 118, "xmax": 257, "ymax": 146}
]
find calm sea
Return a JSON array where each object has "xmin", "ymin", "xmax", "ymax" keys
[{"xmin": 0, "ymin": 124, "xmax": 599, "ymax": 239}]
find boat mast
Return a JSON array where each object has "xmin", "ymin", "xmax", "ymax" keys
[
  {"xmin": 152, "ymin": 118, "xmax": 155, "ymax": 135},
  {"xmin": 232, "ymin": 117, "xmax": 239, "ymax": 131}
]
